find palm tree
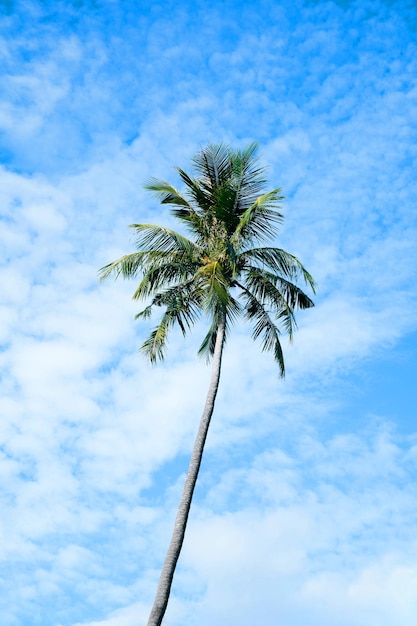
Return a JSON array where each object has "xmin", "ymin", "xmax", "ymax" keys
[{"xmin": 99, "ymin": 143, "xmax": 315, "ymax": 626}]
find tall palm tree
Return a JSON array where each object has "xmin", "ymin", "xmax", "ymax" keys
[{"xmin": 99, "ymin": 143, "xmax": 315, "ymax": 626}]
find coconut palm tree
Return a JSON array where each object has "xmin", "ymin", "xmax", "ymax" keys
[{"xmin": 99, "ymin": 143, "xmax": 315, "ymax": 626}]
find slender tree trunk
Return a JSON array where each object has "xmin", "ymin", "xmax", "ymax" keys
[{"xmin": 147, "ymin": 318, "xmax": 226, "ymax": 626}]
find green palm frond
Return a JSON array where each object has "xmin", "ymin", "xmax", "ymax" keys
[
  {"xmin": 132, "ymin": 256, "xmax": 198, "ymax": 300},
  {"xmin": 231, "ymin": 189, "xmax": 284, "ymax": 245},
  {"xmin": 245, "ymin": 264, "xmax": 314, "ymax": 305},
  {"xmin": 144, "ymin": 179, "xmax": 191, "ymax": 208},
  {"xmin": 139, "ymin": 282, "xmax": 203, "ymax": 363},
  {"xmin": 197, "ymin": 318, "xmax": 219, "ymax": 361},
  {"xmin": 197, "ymin": 302, "xmax": 239, "ymax": 360},
  {"xmin": 243, "ymin": 268, "xmax": 298, "ymax": 339},
  {"xmin": 196, "ymin": 261, "xmax": 230, "ymax": 314},
  {"xmin": 145, "ymin": 174, "xmax": 206, "ymax": 233},
  {"xmin": 175, "ymin": 167, "xmax": 212, "ymax": 213},
  {"xmin": 98, "ymin": 251, "xmax": 149, "ymax": 280},
  {"xmin": 270, "ymin": 273, "xmax": 315, "ymax": 310},
  {"xmin": 225, "ymin": 294, "xmax": 243, "ymax": 325},
  {"xmin": 241, "ymin": 247, "xmax": 316, "ymax": 291},
  {"xmin": 140, "ymin": 316, "xmax": 170, "ymax": 364},
  {"xmin": 130, "ymin": 224, "xmax": 202, "ymax": 256},
  {"xmin": 231, "ymin": 143, "xmax": 268, "ymax": 212},
  {"xmin": 153, "ymin": 283, "xmax": 202, "ymax": 335},
  {"xmin": 238, "ymin": 282, "xmax": 285, "ymax": 377},
  {"xmin": 192, "ymin": 143, "xmax": 233, "ymax": 190},
  {"xmin": 233, "ymin": 142, "xmax": 259, "ymax": 174},
  {"xmin": 211, "ymin": 185, "xmax": 239, "ymax": 228},
  {"xmin": 135, "ymin": 303, "xmax": 153, "ymax": 320}
]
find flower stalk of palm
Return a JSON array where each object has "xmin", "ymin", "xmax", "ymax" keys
[{"xmin": 99, "ymin": 143, "xmax": 315, "ymax": 626}]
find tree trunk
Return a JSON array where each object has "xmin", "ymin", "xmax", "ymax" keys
[{"xmin": 147, "ymin": 318, "xmax": 226, "ymax": 626}]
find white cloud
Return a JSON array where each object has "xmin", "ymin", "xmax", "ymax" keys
[{"xmin": 163, "ymin": 427, "xmax": 417, "ymax": 625}]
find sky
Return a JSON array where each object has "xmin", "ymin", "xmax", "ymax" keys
[{"xmin": 1, "ymin": 0, "xmax": 417, "ymax": 624}]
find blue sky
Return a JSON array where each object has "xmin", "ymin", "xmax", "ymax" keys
[{"xmin": 1, "ymin": 0, "xmax": 417, "ymax": 624}]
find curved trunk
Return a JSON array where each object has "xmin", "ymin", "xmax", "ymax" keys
[{"xmin": 147, "ymin": 318, "xmax": 226, "ymax": 626}]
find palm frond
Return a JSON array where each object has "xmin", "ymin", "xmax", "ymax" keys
[
  {"xmin": 240, "ymin": 247, "xmax": 316, "ymax": 291},
  {"xmin": 231, "ymin": 189, "xmax": 284, "ymax": 245},
  {"xmin": 196, "ymin": 261, "xmax": 230, "ymax": 314},
  {"xmin": 243, "ymin": 269, "xmax": 297, "ymax": 339},
  {"xmin": 212, "ymin": 185, "xmax": 239, "ymax": 226},
  {"xmin": 144, "ymin": 179, "xmax": 191, "ymax": 207},
  {"xmin": 175, "ymin": 167, "xmax": 212, "ymax": 212},
  {"xmin": 140, "ymin": 316, "xmax": 170, "ymax": 364},
  {"xmin": 231, "ymin": 143, "xmax": 269, "ymax": 213},
  {"xmin": 130, "ymin": 224, "xmax": 202, "ymax": 256},
  {"xmin": 192, "ymin": 143, "xmax": 233, "ymax": 190},
  {"xmin": 237, "ymin": 282, "xmax": 285, "ymax": 376},
  {"xmin": 132, "ymin": 256, "xmax": 198, "ymax": 300},
  {"xmin": 135, "ymin": 303, "xmax": 153, "ymax": 320},
  {"xmin": 271, "ymin": 274, "xmax": 315, "ymax": 310},
  {"xmin": 235, "ymin": 141, "xmax": 259, "ymax": 166},
  {"xmin": 139, "ymin": 282, "xmax": 203, "ymax": 362},
  {"xmin": 245, "ymin": 267, "xmax": 314, "ymax": 309},
  {"xmin": 98, "ymin": 251, "xmax": 148, "ymax": 280},
  {"xmin": 154, "ymin": 283, "xmax": 202, "ymax": 336},
  {"xmin": 243, "ymin": 267, "xmax": 314, "ymax": 337},
  {"xmin": 197, "ymin": 303, "xmax": 238, "ymax": 361},
  {"xmin": 226, "ymin": 294, "xmax": 243, "ymax": 325},
  {"xmin": 197, "ymin": 319, "xmax": 219, "ymax": 361}
]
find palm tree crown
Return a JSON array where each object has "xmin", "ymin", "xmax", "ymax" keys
[{"xmin": 100, "ymin": 142, "xmax": 315, "ymax": 375}]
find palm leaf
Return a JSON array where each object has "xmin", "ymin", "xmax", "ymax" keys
[
  {"xmin": 140, "ymin": 282, "xmax": 202, "ymax": 362},
  {"xmin": 241, "ymin": 247, "xmax": 316, "ymax": 291},
  {"xmin": 140, "ymin": 316, "xmax": 170, "ymax": 364},
  {"xmin": 196, "ymin": 261, "xmax": 230, "ymax": 314},
  {"xmin": 197, "ymin": 300, "xmax": 239, "ymax": 360},
  {"xmin": 144, "ymin": 179, "xmax": 191, "ymax": 207},
  {"xmin": 198, "ymin": 319, "xmax": 219, "ymax": 361},
  {"xmin": 130, "ymin": 224, "xmax": 202, "ymax": 256},
  {"xmin": 175, "ymin": 167, "xmax": 212, "ymax": 213},
  {"xmin": 244, "ymin": 267, "xmax": 314, "ymax": 333},
  {"xmin": 238, "ymin": 282, "xmax": 285, "ymax": 376},
  {"xmin": 192, "ymin": 143, "xmax": 233, "ymax": 190},
  {"xmin": 98, "ymin": 251, "xmax": 149, "ymax": 280},
  {"xmin": 132, "ymin": 256, "xmax": 198, "ymax": 300},
  {"xmin": 231, "ymin": 143, "xmax": 269, "ymax": 213},
  {"xmin": 242, "ymin": 269, "xmax": 297, "ymax": 338},
  {"xmin": 231, "ymin": 189, "xmax": 284, "ymax": 245}
]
